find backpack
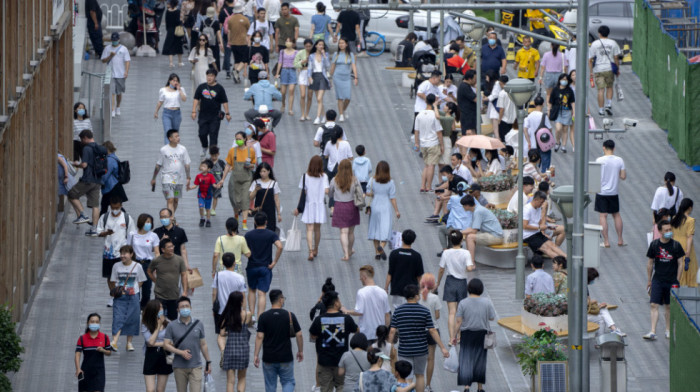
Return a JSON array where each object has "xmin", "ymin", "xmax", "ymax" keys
[
  {"xmin": 91, "ymin": 143, "xmax": 109, "ymax": 178},
  {"xmin": 102, "ymin": 209, "xmax": 130, "ymax": 239},
  {"xmin": 109, "ymin": 155, "xmax": 131, "ymax": 185},
  {"xmin": 201, "ymin": 18, "xmax": 216, "ymax": 44},
  {"xmin": 320, "ymin": 124, "xmax": 342, "ymax": 153},
  {"xmin": 535, "ymin": 112, "xmax": 556, "ymax": 152},
  {"xmin": 222, "ymin": 7, "xmax": 233, "ymax": 35}
]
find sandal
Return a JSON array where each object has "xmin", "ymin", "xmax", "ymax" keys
[{"xmin": 308, "ymin": 251, "xmax": 314, "ymax": 261}]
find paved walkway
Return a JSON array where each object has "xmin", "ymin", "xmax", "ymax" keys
[{"xmin": 12, "ymin": 46, "xmax": 697, "ymax": 391}]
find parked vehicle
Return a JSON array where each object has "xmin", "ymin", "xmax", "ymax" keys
[{"xmin": 562, "ymin": 0, "xmax": 634, "ymax": 44}]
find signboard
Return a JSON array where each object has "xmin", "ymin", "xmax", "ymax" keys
[{"xmin": 53, "ymin": 0, "xmax": 65, "ymax": 26}]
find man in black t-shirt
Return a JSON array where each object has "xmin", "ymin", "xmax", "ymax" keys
[
  {"xmin": 396, "ymin": 32, "xmax": 417, "ymax": 67},
  {"xmin": 245, "ymin": 212, "xmax": 284, "ymax": 319},
  {"xmin": 334, "ymin": 5, "xmax": 361, "ymax": 53},
  {"xmin": 643, "ymin": 219, "xmax": 685, "ymax": 340},
  {"xmin": 309, "ymin": 291, "xmax": 358, "ymax": 391},
  {"xmin": 254, "ymin": 289, "xmax": 303, "ymax": 391},
  {"xmin": 84, "ymin": 0, "xmax": 104, "ymax": 56},
  {"xmin": 427, "ymin": 166, "xmax": 467, "ymax": 221},
  {"xmin": 192, "ymin": 69, "xmax": 231, "ymax": 159},
  {"xmin": 458, "ymin": 69, "xmax": 479, "ymax": 135},
  {"xmin": 154, "ymin": 207, "xmax": 191, "ymax": 269},
  {"xmin": 385, "ymin": 230, "xmax": 425, "ymax": 309}
]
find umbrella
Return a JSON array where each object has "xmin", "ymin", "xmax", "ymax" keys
[{"xmin": 455, "ymin": 135, "xmax": 505, "ymax": 150}]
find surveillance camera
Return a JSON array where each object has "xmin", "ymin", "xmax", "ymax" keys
[
  {"xmin": 623, "ymin": 118, "xmax": 638, "ymax": 127},
  {"xmin": 602, "ymin": 118, "xmax": 613, "ymax": 130}
]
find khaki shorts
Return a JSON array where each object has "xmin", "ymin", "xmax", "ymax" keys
[
  {"xmin": 594, "ymin": 71, "xmax": 614, "ymax": 89},
  {"xmin": 421, "ymin": 144, "xmax": 441, "ymax": 166},
  {"xmin": 67, "ymin": 181, "xmax": 101, "ymax": 208},
  {"xmin": 162, "ymin": 183, "xmax": 183, "ymax": 199},
  {"xmin": 475, "ymin": 232, "xmax": 504, "ymax": 246},
  {"xmin": 317, "ymin": 365, "xmax": 344, "ymax": 390}
]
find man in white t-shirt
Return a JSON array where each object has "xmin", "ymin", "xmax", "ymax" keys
[
  {"xmin": 595, "ymin": 139, "xmax": 626, "ymax": 247},
  {"xmin": 451, "ymin": 153, "xmax": 473, "ymax": 185},
  {"xmin": 212, "ymin": 253, "xmax": 248, "ymax": 333},
  {"xmin": 497, "ymin": 75, "xmax": 517, "ymax": 141},
  {"xmin": 313, "ymin": 110, "xmax": 347, "ymax": 154},
  {"xmin": 522, "ymin": 192, "xmax": 567, "ymax": 259},
  {"xmin": 508, "ymin": 175, "xmax": 535, "ymax": 214},
  {"xmin": 342, "ymin": 265, "xmax": 390, "ymax": 342},
  {"xmin": 414, "ymin": 94, "xmax": 443, "ymax": 192},
  {"xmin": 412, "ymin": 71, "xmax": 442, "ymax": 134},
  {"xmin": 151, "ymin": 130, "xmax": 192, "ymax": 215},
  {"xmin": 523, "ymin": 96, "xmax": 552, "ymax": 171},
  {"xmin": 96, "ymin": 197, "xmax": 136, "ymax": 307},
  {"xmin": 588, "ymin": 25, "xmax": 621, "ymax": 116},
  {"xmin": 247, "ymin": 8, "xmax": 275, "ymax": 49},
  {"xmin": 101, "ymin": 32, "xmax": 131, "ymax": 117}
]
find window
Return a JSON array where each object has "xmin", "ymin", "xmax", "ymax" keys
[{"xmin": 597, "ymin": 2, "xmax": 626, "ymax": 17}]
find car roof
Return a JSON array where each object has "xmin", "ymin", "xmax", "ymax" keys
[{"xmin": 589, "ymin": 0, "xmax": 634, "ymax": 5}]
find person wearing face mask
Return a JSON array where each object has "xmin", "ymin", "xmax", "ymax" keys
[
  {"xmin": 75, "ymin": 313, "xmax": 113, "ymax": 391},
  {"xmin": 101, "ymin": 32, "xmax": 131, "ymax": 118},
  {"xmin": 149, "ymin": 238, "xmax": 190, "ymax": 321},
  {"xmin": 513, "ymin": 36, "xmax": 540, "ymax": 81},
  {"xmin": 109, "ymin": 245, "xmax": 147, "ymax": 352},
  {"xmin": 154, "ymin": 207, "xmax": 191, "ymax": 273},
  {"xmin": 243, "ymin": 124, "xmax": 264, "ymax": 165},
  {"xmin": 480, "ymin": 31, "xmax": 506, "ymax": 78},
  {"xmin": 128, "ymin": 213, "xmax": 161, "ymax": 309},
  {"xmin": 275, "ymin": 37, "xmax": 299, "ymax": 115},
  {"xmin": 217, "ymin": 132, "xmax": 257, "ymax": 231},
  {"xmin": 243, "ymin": 70, "xmax": 283, "ymax": 127},
  {"xmin": 142, "ymin": 300, "xmax": 174, "ymax": 392},
  {"xmin": 549, "ymin": 73, "xmax": 576, "ymax": 153},
  {"xmin": 95, "ymin": 196, "xmax": 136, "ymax": 308},
  {"xmin": 72, "ymin": 102, "xmax": 92, "ymax": 161},
  {"xmin": 163, "ymin": 296, "xmax": 213, "ymax": 391},
  {"xmin": 99, "ymin": 141, "xmax": 129, "ymax": 217}
]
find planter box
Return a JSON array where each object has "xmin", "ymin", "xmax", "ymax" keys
[
  {"xmin": 502, "ymin": 228, "xmax": 518, "ymax": 243},
  {"xmin": 521, "ymin": 308, "xmax": 568, "ymax": 334},
  {"xmin": 482, "ymin": 188, "xmax": 515, "ymax": 206}
]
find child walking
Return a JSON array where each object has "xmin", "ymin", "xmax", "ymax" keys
[
  {"xmin": 352, "ymin": 144, "xmax": 372, "ymax": 193},
  {"xmin": 209, "ymin": 146, "xmax": 226, "ymax": 216},
  {"xmin": 188, "ymin": 159, "xmax": 217, "ymax": 227}
]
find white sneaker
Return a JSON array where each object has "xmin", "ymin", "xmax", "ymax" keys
[
  {"xmin": 665, "ymin": 330, "xmax": 670, "ymax": 339},
  {"xmin": 338, "ymin": 114, "xmax": 345, "ymax": 122},
  {"xmin": 313, "ymin": 117, "xmax": 322, "ymax": 125},
  {"xmin": 201, "ymin": 148, "xmax": 208, "ymax": 158},
  {"xmin": 107, "ymin": 298, "xmax": 113, "ymax": 307},
  {"xmin": 111, "ymin": 110, "xmax": 116, "ymax": 118},
  {"xmin": 115, "ymin": 107, "xmax": 121, "ymax": 116}
]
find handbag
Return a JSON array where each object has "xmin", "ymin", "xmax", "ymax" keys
[
  {"xmin": 484, "ymin": 330, "xmax": 497, "ymax": 349},
  {"xmin": 187, "ymin": 268, "xmax": 204, "ymax": 289},
  {"xmin": 352, "ymin": 180, "xmax": 366, "ymax": 208},
  {"xmin": 166, "ymin": 319, "xmax": 200, "ymax": 365},
  {"xmin": 296, "ymin": 174, "xmax": 307, "ymax": 213},
  {"xmin": 109, "ymin": 263, "xmax": 137, "ymax": 299},
  {"xmin": 288, "ymin": 310, "xmax": 296, "ymax": 337},
  {"xmin": 174, "ymin": 25, "xmax": 185, "ymax": 37},
  {"xmin": 285, "ymin": 217, "xmax": 302, "ymax": 252}
]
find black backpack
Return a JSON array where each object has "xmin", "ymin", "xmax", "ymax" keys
[
  {"xmin": 91, "ymin": 143, "xmax": 109, "ymax": 178},
  {"xmin": 102, "ymin": 209, "xmax": 130, "ymax": 239},
  {"xmin": 320, "ymin": 124, "xmax": 342, "ymax": 153},
  {"xmin": 108, "ymin": 155, "xmax": 131, "ymax": 184}
]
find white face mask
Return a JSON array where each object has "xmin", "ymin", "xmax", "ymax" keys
[{"xmin": 254, "ymin": 37, "xmax": 261, "ymax": 44}]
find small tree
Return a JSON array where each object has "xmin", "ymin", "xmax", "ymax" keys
[{"xmin": 0, "ymin": 307, "xmax": 23, "ymax": 391}]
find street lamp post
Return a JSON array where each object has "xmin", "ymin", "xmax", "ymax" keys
[
  {"xmin": 464, "ymin": 19, "xmax": 486, "ymax": 135},
  {"xmin": 504, "ymin": 78, "xmax": 536, "ymax": 299}
]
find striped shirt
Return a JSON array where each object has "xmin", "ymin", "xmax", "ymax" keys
[
  {"xmin": 390, "ymin": 302, "xmax": 434, "ymax": 357},
  {"xmin": 73, "ymin": 118, "xmax": 93, "ymax": 141}
]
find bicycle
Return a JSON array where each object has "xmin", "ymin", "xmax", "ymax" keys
[{"xmin": 362, "ymin": 30, "xmax": 386, "ymax": 57}]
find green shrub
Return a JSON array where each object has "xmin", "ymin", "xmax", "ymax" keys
[{"xmin": 0, "ymin": 307, "xmax": 23, "ymax": 391}]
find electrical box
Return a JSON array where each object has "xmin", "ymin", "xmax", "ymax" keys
[
  {"xmin": 584, "ymin": 224, "xmax": 602, "ymax": 268},
  {"xmin": 588, "ymin": 161, "xmax": 602, "ymax": 194}
]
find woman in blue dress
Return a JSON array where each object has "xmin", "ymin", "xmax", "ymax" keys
[
  {"xmin": 366, "ymin": 161, "xmax": 401, "ymax": 260},
  {"xmin": 330, "ymin": 38, "xmax": 359, "ymax": 123}
]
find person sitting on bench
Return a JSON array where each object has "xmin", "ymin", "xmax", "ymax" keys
[
  {"xmin": 522, "ymin": 191, "xmax": 567, "ymax": 259},
  {"xmin": 461, "ymin": 195, "xmax": 504, "ymax": 263}
]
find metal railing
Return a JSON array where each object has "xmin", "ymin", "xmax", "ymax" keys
[
  {"xmin": 79, "ymin": 67, "xmax": 112, "ymax": 143},
  {"xmin": 100, "ymin": 3, "xmax": 128, "ymax": 32}
]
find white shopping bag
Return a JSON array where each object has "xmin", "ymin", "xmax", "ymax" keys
[
  {"xmin": 390, "ymin": 230, "xmax": 402, "ymax": 250},
  {"xmin": 285, "ymin": 217, "xmax": 302, "ymax": 252},
  {"xmin": 203, "ymin": 373, "xmax": 216, "ymax": 392},
  {"xmin": 443, "ymin": 346, "xmax": 459, "ymax": 373}
]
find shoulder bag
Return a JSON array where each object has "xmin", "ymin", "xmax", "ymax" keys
[
  {"xmin": 251, "ymin": 181, "xmax": 274, "ymax": 213},
  {"xmin": 352, "ymin": 179, "xmax": 366, "ymax": 208},
  {"xmin": 166, "ymin": 319, "xmax": 200, "ymax": 365},
  {"xmin": 599, "ymin": 39, "xmax": 619, "ymax": 76},
  {"xmin": 109, "ymin": 263, "xmax": 137, "ymax": 299},
  {"xmin": 484, "ymin": 328, "xmax": 497, "ymax": 349},
  {"xmin": 669, "ymin": 187, "xmax": 680, "ymax": 217},
  {"xmin": 296, "ymin": 174, "xmax": 307, "ymax": 213},
  {"xmin": 350, "ymin": 350, "xmax": 365, "ymax": 372}
]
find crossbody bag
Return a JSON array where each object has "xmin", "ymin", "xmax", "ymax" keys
[
  {"xmin": 109, "ymin": 263, "xmax": 137, "ymax": 299},
  {"xmin": 166, "ymin": 319, "xmax": 200, "ymax": 365}
]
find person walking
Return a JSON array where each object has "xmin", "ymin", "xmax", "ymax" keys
[
  {"xmin": 212, "ymin": 218, "xmax": 251, "ymax": 276},
  {"xmin": 274, "ymin": 3, "xmax": 299, "ymax": 51},
  {"xmin": 154, "ymin": 208, "xmax": 191, "ymax": 271},
  {"xmin": 226, "ymin": 1, "xmax": 250, "ymax": 83},
  {"xmin": 248, "ymin": 8, "xmax": 275, "ymax": 50},
  {"xmin": 418, "ymin": 273, "xmax": 442, "ymax": 392},
  {"xmin": 385, "ymin": 230, "xmax": 425, "ymax": 310},
  {"xmin": 218, "ymin": 291, "xmax": 254, "ymax": 392},
  {"xmin": 329, "ymin": 159, "xmax": 362, "ymax": 261},
  {"xmin": 457, "ymin": 70, "xmax": 480, "ymax": 135},
  {"xmin": 323, "ymin": 128, "xmax": 353, "ymax": 214},
  {"xmin": 254, "ymin": 289, "xmax": 304, "ymax": 392},
  {"xmin": 413, "ymin": 70, "xmax": 442, "ymax": 134},
  {"xmin": 549, "ymin": 73, "xmax": 575, "ymax": 153},
  {"xmin": 249, "ymin": 162, "xmax": 282, "ymax": 233},
  {"xmin": 338, "ymin": 333, "xmax": 371, "ymax": 391},
  {"xmin": 357, "ymin": 348, "xmax": 397, "ymax": 391},
  {"xmin": 162, "ymin": 0, "xmax": 185, "ymax": 68},
  {"xmin": 99, "ymin": 141, "xmax": 129, "ymax": 216},
  {"xmin": 588, "ymin": 25, "xmax": 621, "ymax": 116},
  {"xmin": 310, "ymin": 2, "xmax": 332, "ymax": 43},
  {"xmin": 671, "ymin": 199, "xmax": 697, "ymax": 287},
  {"xmin": 437, "ymin": 230, "xmax": 475, "ymax": 344},
  {"xmin": 480, "ymin": 31, "xmax": 506, "ymax": 77},
  {"xmin": 595, "ymin": 139, "xmax": 626, "ymax": 248},
  {"xmin": 293, "ymin": 155, "xmax": 330, "ymax": 261},
  {"xmin": 308, "ymin": 39, "xmax": 331, "ymax": 124},
  {"xmin": 367, "ymin": 161, "xmax": 400, "ymax": 260},
  {"xmin": 75, "ymin": 313, "xmax": 113, "ymax": 392},
  {"xmin": 329, "ymin": 38, "xmax": 358, "ymax": 122},
  {"xmin": 309, "ymin": 291, "xmax": 359, "ymax": 392},
  {"xmin": 495, "ymin": 75, "xmax": 516, "ymax": 143},
  {"xmin": 101, "ymin": 32, "xmax": 131, "ymax": 117},
  {"xmin": 188, "ymin": 34, "xmax": 217, "ymax": 92},
  {"xmin": 244, "ymin": 212, "xmax": 284, "ymax": 319},
  {"xmin": 151, "ymin": 129, "xmax": 192, "ymax": 214},
  {"xmin": 129, "ymin": 214, "xmax": 160, "ymax": 309},
  {"xmin": 538, "ymin": 44, "xmax": 564, "ymax": 106},
  {"xmin": 72, "ymin": 102, "xmax": 92, "ymax": 161},
  {"xmin": 199, "ymin": 7, "xmax": 225, "ymax": 71},
  {"xmin": 109, "ymin": 245, "xmax": 147, "ymax": 352},
  {"xmin": 295, "ymin": 39, "xmax": 315, "ymax": 121},
  {"xmin": 142, "ymin": 300, "xmax": 174, "ymax": 392},
  {"xmin": 248, "ymin": 30, "xmax": 271, "ymax": 84},
  {"xmin": 154, "ymin": 73, "xmax": 187, "ymax": 144},
  {"xmin": 163, "ymin": 297, "xmax": 213, "ymax": 392},
  {"xmin": 275, "ymin": 37, "xmax": 298, "ymax": 115},
  {"xmin": 414, "ymin": 93, "xmax": 443, "ymax": 192},
  {"xmin": 192, "ymin": 69, "xmax": 231, "ymax": 158},
  {"xmin": 523, "ymin": 96, "xmax": 553, "ymax": 172},
  {"xmin": 253, "ymin": 118, "xmax": 277, "ymax": 168},
  {"xmin": 342, "ymin": 265, "xmax": 391, "ymax": 343},
  {"xmin": 451, "ymin": 278, "xmax": 496, "ymax": 392},
  {"xmin": 651, "ymin": 171, "xmax": 684, "ymax": 218},
  {"xmin": 333, "ymin": 3, "xmax": 361, "ymax": 52},
  {"xmin": 148, "ymin": 238, "xmax": 189, "ymax": 321},
  {"xmin": 85, "ymin": 0, "xmax": 104, "ymax": 56},
  {"xmin": 68, "ymin": 129, "xmax": 105, "ymax": 232},
  {"xmin": 513, "ymin": 36, "xmax": 540, "ymax": 81},
  {"xmin": 96, "ymin": 197, "xmax": 136, "ymax": 308},
  {"xmin": 218, "ymin": 131, "xmax": 256, "ymax": 230},
  {"xmin": 212, "ymin": 253, "xmax": 248, "ymax": 334}
]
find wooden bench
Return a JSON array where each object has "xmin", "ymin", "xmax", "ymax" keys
[{"xmin": 385, "ymin": 66, "xmax": 415, "ymax": 71}]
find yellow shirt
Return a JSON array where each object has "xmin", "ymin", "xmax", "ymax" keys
[
  {"xmin": 214, "ymin": 234, "xmax": 251, "ymax": 271},
  {"xmin": 525, "ymin": 9, "xmax": 549, "ymax": 30},
  {"xmin": 225, "ymin": 146, "xmax": 256, "ymax": 165},
  {"xmin": 515, "ymin": 47, "xmax": 540, "ymax": 79}
]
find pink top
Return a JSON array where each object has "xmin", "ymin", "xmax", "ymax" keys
[
  {"xmin": 258, "ymin": 130, "xmax": 276, "ymax": 167},
  {"xmin": 540, "ymin": 51, "xmax": 564, "ymax": 73},
  {"xmin": 279, "ymin": 50, "xmax": 297, "ymax": 68}
]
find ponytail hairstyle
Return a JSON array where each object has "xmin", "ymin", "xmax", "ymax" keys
[
  {"xmin": 449, "ymin": 230, "xmax": 464, "ymax": 247},
  {"xmin": 367, "ymin": 347, "xmax": 383, "ymax": 365},
  {"xmin": 664, "ymin": 171, "xmax": 676, "ymax": 196},
  {"xmin": 375, "ymin": 325, "xmax": 389, "ymax": 348},
  {"xmin": 321, "ymin": 291, "xmax": 339, "ymax": 310},
  {"xmin": 420, "ymin": 273, "xmax": 436, "ymax": 301}
]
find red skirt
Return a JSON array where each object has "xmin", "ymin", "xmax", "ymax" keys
[{"xmin": 331, "ymin": 201, "xmax": 360, "ymax": 228}]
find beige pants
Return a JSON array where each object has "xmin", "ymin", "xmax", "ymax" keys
[
  {"xmin": 174, "ymin": 367, "xmax": 203, "ymax": 392},
  {"xmin": 317, "ymin": 365, "xmax": 345, "ymax": 392},
  {"xmin": 475, "ymin": 232, "xmax": 504, "ymax": 246}
]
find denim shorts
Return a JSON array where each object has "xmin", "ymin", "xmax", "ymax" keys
[
  {"xmin": 198, "ymin": 196, "xmax": 212, "ymax": 209},
  {"xmin": 280, "ymin": 68, "xmax": 297, "ymax": 85},
  {"xmin": 247, "ymin": 266, "xmax": 272, "ymax": 292}
]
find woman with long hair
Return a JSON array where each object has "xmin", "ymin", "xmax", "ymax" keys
[
  {"xmin": 671, "ymin": 198, "xmax": 697, "ymax": 287},
  {"xmin": 310, "ymin": 1, "xmax": 332, "ymax": 43},
  {"xmin": 437, "ymin": 230, "xmax": 475, "ymax": 344},
  {"xmin": 249, "ymin": 162, "xmax": 282, "ymax": 233},
  {"xmin": 141, "ymin": 300, "xmax": 173, "ymax": 392},
  {"xmin": 162, "ymin": 0, "xmax": 185, "ymax": 68},
  {"xmin": 484, "ymin": 69, "xmax": 502, "ymax": 136},
  {"xmin": 483, "ymin": 149, "xmax": 502, "ymax": 176},
  {"xmin": 329, "ymin": 159, "xmax": 362, "ymax": 260},
  {"xmin": 367, "ymin": 161, "xmax": 400, "ymax": 260},
  {"xmin": 154, "ymin": 73, "xmax": 187, "ymax": 144},
  {"xmin": 338, "ymin": 333, "xmax": 371, "ymax": 391},
  {"xmin": 72, "ymin": 102, "xmax": 92, "ymax": 161},
  {"xmin": 294, "ymin": 39, "xmax": 315, "ymax": 121},
  {"xmin": 128, "ymin": 213, "xmax": 160, "ymax": 309},
  {"xmin": 438, "ymin": 101, "xmax": 460, "ymax": 166},
  {"xmin": 329, "ymin": 37, "xmax": 359, "ymax": 122},
  {"xmin": 418, "ymin": 273, "xmax": 442, "ymax": 392},
  {"xmin": 651, "ymin": 171, "xmax": 684, "ymax": 219},
  {"xmin": 109, "ymin": 245, "xmax": 147, "ymax": 352},
  {"xmin": 549, "ymin": 73, "xmax": 576, "ymax": 153},
  {"xmin": 464, "ymin": 148, "xmax": 485, "ymax": 180},
  {"xmin": 539, "ymin": 44, "xmax": 564, "ymax": 105},
  {"xmin": 188, "ymin": 33, "xmax": 216, "ymax": 91},
  {"xmin": 324, "ymin": 127, "xmax": 353, "ymax": 214},
  {"xmin": 552, "ymin": 256, "xmax": 568, "ymax": 294},
  {"xmin": 75, "ymin": 313, "xmax": 112, "ymax": 392},
  {"xmin": 275, "ymin": 37, "xmax": 298, "ymax": 115},
  {"xmin": 294, "ymin": 155, "xmax": 330, "ymax": 261},
  {"xmin": 218, "ymin": 291, "xmax": 253, "ymax": 392},
  {"xmin": 308, "ymin": 39, "xmax": 331, "ymax": 125},
  {"xmin": 371, "ymin": 325, "xmax": 397, "ymax": 372}
]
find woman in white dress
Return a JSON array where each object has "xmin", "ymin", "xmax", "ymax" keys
[
  {"xmin": 650, "ymin": 171, "xmax": 684, "ymax": 220},
  {"xmin": 188, "ymin": 34, "xmax": 216, "ymax": 92},
  {"xmin": 293, "ymin": 155, "xmax": 329, "ymax": 261},
  {"xmin": 485, "ymin": 70, "xmax": 502, "ymax": 136}
]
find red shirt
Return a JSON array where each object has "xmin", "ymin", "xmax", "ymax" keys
[
  {"xmin": 195, "ymin": 172, "xmax": 217, "ymax": 199},
  {"xmin": 446, "ymin": 54, "xmax": 470, "ymax": 75},
  {"xmin": 258, "ymin": 131, "xmax": 276, "ymax": 167},
  {"xmin": 76, "ymin": 331, "xmax": 111, "ymax": 352}
]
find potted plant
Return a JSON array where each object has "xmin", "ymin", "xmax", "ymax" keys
[
  {"xmin": 516, "ymin": 327, "xmax": 568, "ymax": 392},
  {"xmin": 0, "ymin": 307, "xmax": 23, "ymax": 391},
  {"xmin": 493, "ymin": 209, "xmax": 518, "ymax": 242},
  {"xmin": 521, "ymin": 293, "xmax": 568, "ymax": 333},
  {"xmin": 478, "ymin": 174, "xmax": 515, "ymax": 205}
]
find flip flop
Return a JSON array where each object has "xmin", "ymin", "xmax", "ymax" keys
[
  {"xmin": 618, "ymin": 243, "xmax": 628, "ymax": 247},
  {"xmin": 600, "ymin": 243, "xmax": 610, "ymax": 248}
]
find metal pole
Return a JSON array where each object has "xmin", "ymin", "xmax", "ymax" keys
[
  {"xmin": 409, "ymin": 9, "xmax": 415, "ymax": 33},
  {"xmin": 439, "ymin": 7, "xmax": 444, "ymax": 74},
  {"xmin": 570, "ymin": 0, "xmax": 590, "ymax": 389},
  {"xmin": 515, "ymin": 106, "xmax": 526, "ymax": 299},
  {"xmin": 427, "ymin": 9, "xmax": 431, "ymax": 39},
  {"xmin": 476, "ymin": 43, "xmax": 481, "ymax": 135}
]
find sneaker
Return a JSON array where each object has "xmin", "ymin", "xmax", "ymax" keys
[
  {"xmin": 242, "ymin": 223, "xmax": 248, "ymax": 231},
  {"xmin": 111, "ymin": 110, "xmax": 116, "ymax": 118},
  {"xmin": 338, "ymin": 114, "xmax": 345, "ymax": 122},
  {"xmin": 425, "ymin": 214, "xmax": 439, "ymax": 221},
  {"xmin": 178, "ymin": 62, "xmax": 185, "ymax": 67},
  {"xmin": 598, "ymin": 108, "xmax": 605, "ymax": 116},
  {"xmin": 605, "ymin": 106, "xmax": 613, "ymax": 116},
  {"xmin": 233, "ymin": 70, "xmax": 241, "ymax": 83},
  {"xmin": 311, "ymin": 386, "xmax": 320, "ymax": 392},
  {"xmin": 199, "ymin": 218, "xmax": 205, "ymax": 227},
  {"xmin": 205, "ymin": 220, "xmax": 211, "ymax": 227},
  {"xmin": 72, "ymin": 214, "xmax": 90, "ymax": 224},
  {"xmin": 561, "ymin": 146, "xmax": 567, "ymax": 153},
  {"xmin": 226, "ymin": 71, "xmax": 231, "ymax": 79},
  {"xmin": 126, "ymin": 342, "xmax": 135, "ymax": 351},
  {"xmin": 665, "ymin": 330, "xmax": 670, "ymax": 339},
  {"xmin": 642, "ymin": 332, "xmax": 657, "ymax": 340},
  {"xmin": 554, "ymin": 143, "xmax": 560, "ymax": 152},
  {"xmin": 612, "ymin": 329, "xmax": 627, "ymax": 337},
  {"xmin": 313, "ymin": 117, "xmax": 322, "ymax": 125},
  {"xmin": 210, "ymin": 209, "xmax": 216, "ymax": 216},
  {"xmin": 84, "ymin": 229, "xmax": 98, "ymax": 237},
  {"xmin": 116, "ymin": 108, "xmax": 121, "ymax": 116},
  {"xmin": 107, "ymin": 298, "xmax": 114, "ymax": 307},
  {"xmin": 201, "ymin": 147, "xmax": 208, "ymax": 158}
]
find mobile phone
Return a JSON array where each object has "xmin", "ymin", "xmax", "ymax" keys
[{"xmin": 77, "ymin": 373, "xmax": 84, "ymax": 381}]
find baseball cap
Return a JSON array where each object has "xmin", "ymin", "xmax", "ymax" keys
[
  {"xmin": 377, "ymin": 353, "xmax": 391, "ymax": 361},
  {"xmin": 110, "ymin": 32, "xmax": 120, "ymax": 41},
  {"xmin": 258, "ymin": 71, "xmax": 268, "ymax": 79}
]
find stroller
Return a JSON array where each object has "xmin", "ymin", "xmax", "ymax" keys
[{"xmin": 409, "ymin": 50, "xmax": 437, "ymax": 99}]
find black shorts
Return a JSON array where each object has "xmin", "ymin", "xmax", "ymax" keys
[
  {"xmin": 426, "ymin": 328, "xmax": 440, "ymax": 345},
  {"xmin": 231, "ymin": 45, "xmax": 249, "ymax": 63},
  {"xmin": 595, "ymin": 194, "xmax": 620, "ymax": 214},
  {"xmin": 525, "ymin": 232, "xmax": 549, "ymax": 252},
  {"xmin": 650, "ymin": 279, "xmax": 672, "ymax": 305},
  {"xmin": 102, "ymin": 258, "xmax": 120, "ymax": 279}
]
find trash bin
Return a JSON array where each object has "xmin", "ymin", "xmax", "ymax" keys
[{"xmin": 596, "ymin": 333, "xmax": 627, "ymax": 392}]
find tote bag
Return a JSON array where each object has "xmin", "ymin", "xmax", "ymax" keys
[{"xmin": 285, "ymin": 217, "xmax": 302, "ymax": 252}]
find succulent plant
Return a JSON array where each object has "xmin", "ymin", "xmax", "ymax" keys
[
  {"xmin": 478, "ymin": 174, "xmax": 515, "ymax": 192},
  {"xmin": 493, "ymin": 209, "xmax": 519, "ymax": 230},
  {"xmin": 523, "ymin": 293, "xmax": 568, "ymax": 317}
]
